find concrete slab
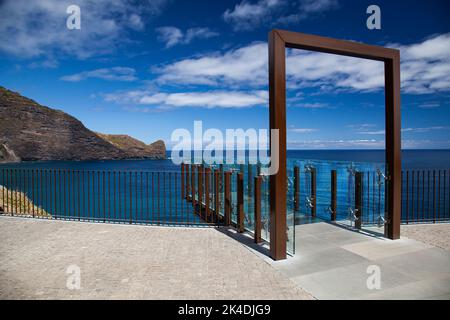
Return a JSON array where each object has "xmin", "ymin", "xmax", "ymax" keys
[
  {"xmin": 266, "ymin": 222, "xmax": 450, "ymax": 300},
  {"xmin": 342, "ymin": 238, "xmax": 433, "ymax": 261},
  {"xmin": 290, "ymin": 261, "xmax": 417, "ymax": 300}
]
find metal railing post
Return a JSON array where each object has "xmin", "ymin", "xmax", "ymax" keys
[
  {"xmin": 294, "ymin": 166, "xmax": 300, "ymax": 212},
  {"xmin": 237, "ymin": 172, "xmax": 244, "ymax": 233},
  {"xmin": 181, "ymin": 163, "xmax": 185, "ymax": 199},
  {"xmin": 355, "ymin": 171, "xmax": 363, "ymax": 229},
  {"xmin": 254, "ymin": 175, "xmax": 262, "ymax": 243},
  {"xmin": 214, "ymin": 169, "xmax": 219, "ymax": 224},
  {"xmin": 205, "ymin": 167, "xmax": 211, "ymax": 222},
  {"xmin": 198, "ymin": 165, "xmax": 203, "ymax": 218},
  {"xmin": 311, "ymin": 167, "xmax": 317, "ymax": 217},
  {"xmin": 224, "ymin": 171, "xmax": 231, "ymax": 226},
  {"xmin": 186, "ymin": 164, "xmax": 190, "ymax": 201},
  {"xmin": 331, "ymin": 169, "xmax": 337, "ymax": 221},
  {"xmin": 191, "ymin": 165, "xmax": 196, "ymax": 206}
]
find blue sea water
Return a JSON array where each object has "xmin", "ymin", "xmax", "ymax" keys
[
  {"xmin": 1, "ymin": 149, "xmax": 449, "ymax": 171},
  {"xmin": 0, "ymin": 150, "xmax": 448, "ymax": 230}
]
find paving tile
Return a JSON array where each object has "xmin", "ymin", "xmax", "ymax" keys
[
  {"xmin": 290, "ymin": 261, "xmax": 417, "ymax": 300},
  {"xmin": 341, "ymin": 238, "xmax": 433, "ymax": 261},
  {"xmin": 0, "ymin": 216, "xmax": 313, "ymax": 300}
]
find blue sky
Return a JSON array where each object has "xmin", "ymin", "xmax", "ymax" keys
[{"xmin": 0, "ymin": 0, "xmax": 449, "ymax": 149}]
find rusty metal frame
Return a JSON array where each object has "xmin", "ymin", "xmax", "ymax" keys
[{"xmin": 269, "ymin": 29, "xmax": 401, "ymax": 260}]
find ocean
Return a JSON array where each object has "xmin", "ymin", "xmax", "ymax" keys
[
  {"xmin": 0, "ymin": 150, "xmax": 448, "ymax": 234},
  {"xmin": 1, "ymin": 149, "xmax": 449, "ymax": 171}
]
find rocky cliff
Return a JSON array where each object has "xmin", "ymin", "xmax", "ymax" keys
[
  {"xmin": 0, "ymin": 87, "xmax": 166, "ymax": 162},
  {"xmin": 96, "ymin": 133, "xmax": 166, "ymax": 159}
]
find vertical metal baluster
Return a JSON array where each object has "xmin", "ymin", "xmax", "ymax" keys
[
  {"xmin": 58, "ymin": 170, "xmax": 62, "ymax": 219},
  {"xmin": 163, "ymin": 172, "xmax": 166, "ymax": 224},
  {"xmin": 214, "ymin": 169, "xmax": 219, "ymax": 225},
  {"xmin": 372, "ymin": 171, "xmax": 376, "ymax": 224},
  {"xmin": 40, "ymin": 169, "xmax": 44, "ymax": 217},
  {"xmin": 134, "ymin": 171, "xmax": 138, "ymax": 223},
  {"xmin": 63, "ymin": 170, "xmax": 66, "ymax": 218},
  {"xmin": 421, "ymin": 170, "xmax": 424, "ymax": 222},
  {"xmin": 169, "ymin": 172, "xmax": 172, "ymax": 224},
  {"xmin": 23, "ymin": 169, "xmax": 26, "ymax": 214},
  {"xmin": 1, "ymin": 169, "xmax": 4, "ymax": 214},
  {"xmin": 124, "ymin": 171, "xmax": 127, "ymax": 223},
  {"xmin": 157, "ymin": 172, "xmax": 160, "ymax": 224},
  {"xmin": 108, "ymin": 171, "xmax": 111, "ymax": 221},
  {"xmin": 416, "ymin": 170, "xmax": 419, "ymax": 222},
  {"xmin": 152, "ymin": 172, "xmax": 155, "ymax": 223},
  {"xmin": 113, "ymin": 171, "xmax": 116, "ymax": 222},
  {"xmin": 118, "ymin": 171, "xmax": 121, "ymax": 222},
  {"xmin": 53, "ymin": 170, "xmax": 56, "ymax": 218},
  {"xmin": 129, "ymin": 171, "xmax": 132, "ymax": 224},
  {"xmin": 17, "ymin": 169, "xmax": 21, "ymax": 214},
  {"xmin": 411, "ymin": 171, "xmax": 415, "ymax": 223},
  {"xmin": 186, "ymin": 169, "xmax": 190, "ymax": 225},
  {"xmin": 118, "ymin": 171, "xmax": 122, "ymax": 222},
  {"xmin": 443, "ymin": 170, "xmax": 446, "ymax": 221},
  {"xmin": 205, "ymin": 168, "xmax": 210, "ymax": 223},
  {"xmin": 88, "ymin": 171, "xmax": 91, "ymax": 220},
  {"xmin": 77, "ymin": 171, "xmax": 80, "ymax": 221},
  {"xmin": 254, "ymin": 175, "xmax": 262, "ymax": 243},
  {"xmin": 406, "ymin": 171, "xmax": 409, "ymax": 224},
  {"xmin": 47, "ymin": 170, "xmax": 51, "ymax": 217},
  {"xmin": 225, "ymin": 171, "xmax": 231, "ymax": 226},
  {"xmin": 97, "ymin": 171, "xmax": 100, "ymax": 222},
  {"xmin": 438, "ymin": 170, "xmax": 441, "ymax": 221},
  {"xmin": 427, "ymin": 171, "xmax": 430, "ymax": 222},
  {"xmin": 146, "ymin": 172, "xmax": 149, "ymax": 223},
  {"xmin": 330, "ymin": 170, "xmax": 337, "ymax": 221},
  {"xmin": 13, "ymin": 169, "xmax": 17, "ymax": 215},
  {"xmin": 6, "ymin": 169, "xmax": 9, "ymax": 214},
  {"xmin": 174, "ymin": 172, "xmax": 177, "ymax": 224},
  {"xmin": 81, "ymin": 171, "xmax": 85, "ymax": 221},
  {"xmin": 141, "ymin": 171, "xmax": 143, "ymax": 223},
  {"xmin": 237, "ymin": 172, "xmax": 244, "ymax": 232},
  {"xmin": 103, "ymin": 171, "xmax": 106, "ymax": 222},
  {"xmin": 433, "ymin": 170, "xmax": 436, "ymax": 223},
  {"xmin": 181, "ymin": 164, "xmax": 185, "ymax": 200}
]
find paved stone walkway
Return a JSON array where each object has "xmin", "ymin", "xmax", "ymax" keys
[
  {"xmin": 401, "ymin": 224, "xmax": 450, "ymax": 251},
  {"xmin": 0, "ymin": 216, "xmax": 313, "ymax": 300}
]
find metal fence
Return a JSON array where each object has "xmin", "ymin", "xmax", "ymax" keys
[
  {"xmin": 0, "ymin": 168, "xmax": 204, "ymax": 226},
  {"xmin": 288, "ymin": 165, "xmax": 450, "ymax": 226},
  {"xmin": 401, "ymin": 169, "xmax": 450, "ymax": 224},
  {"xmin": 1, "ymin": 165, "xmax": 448, "ymax": 235}
]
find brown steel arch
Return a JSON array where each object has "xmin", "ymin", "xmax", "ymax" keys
[{"xmin": 268, "ymin": 30, "xmax": 401, "ymax": 260}]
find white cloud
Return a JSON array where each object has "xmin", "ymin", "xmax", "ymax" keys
[
  {"xmin": 104, "ymin": 90, "xmax": 268, "ymax": 109},
  {"xmin": 289, "ymin": 128, "xmax": 317, "ymax": 133},
  {"xmin": 287, "ymin": 139, "xmax": 385, "ymax": 149},
  {"xmin": 402, "ymin": 126, "xmax": 450, "ymax": 133},
  {"xmin": 396, "ymin": 33, "xmax": 450, "ymax": 94},
  {"xmin": 156, "ymin": 26, "xmax": 219, "ymax": 48},
  {"xmin": 287, "ymin": 139, "xmax": 450, "ymax": 149},
  {"xmin": 417, "ymin": 102, "xmax": 440, "ymax": 109},
  {"xmin": 299, "ymin": 0, "xmax": 339, "ymax": 13},
  {"xmin": 223, "ymin": 0, "xmax": 283, "ymax": 31},
  {"xmin": 292, "ymin": 103, "xmax": 331, "ymax": 109},
  {"xmin": 223, "ymin": 0, "xmax": 339, "ymax": 31},
  {"xmin": 61, "ymin": 67, "xmax": 137, "ymax": 82},
  {"xmin": 154, "ymin": 33, "xmax": 450, "ymax": 94},
  {"xmin": 0, "ymin": 0, "xmax": 168, "ymax": 59},
  {"xmin": 155, "ymin": 42, "xmax": 268, "ymax": 86},
  {"xmin": 354, "ymin": 126, "xmax": 450, "ymax": 135}
]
